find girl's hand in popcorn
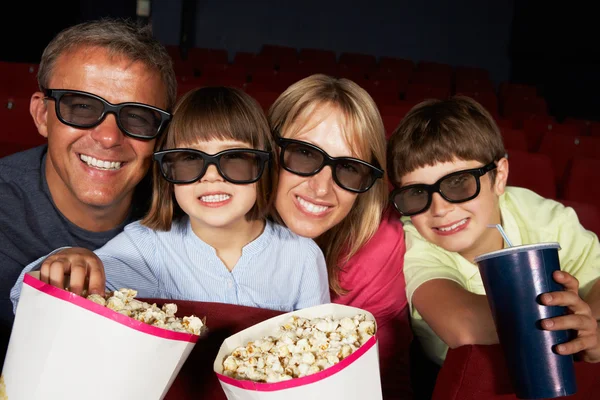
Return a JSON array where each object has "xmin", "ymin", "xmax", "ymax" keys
[
  {"xmin": 40, "ymin": 247, "xmax": 106, "ymax": 297},
  {"xmin": 540, "ymin": 271, "xmax": 600, "ymax": 362}
]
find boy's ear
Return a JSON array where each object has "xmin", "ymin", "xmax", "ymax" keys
[
  {"xmin": 493, "ymin": 157, "xmax": 509, "ymax": 195},
  {"xmin": 30, "ymin": 92, "xmax": 49, "ymax": 138}
]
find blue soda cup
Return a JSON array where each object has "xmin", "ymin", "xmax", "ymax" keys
[{"xmin": 474, "ymin": 243, "xmax": 577, "ymax": 399}]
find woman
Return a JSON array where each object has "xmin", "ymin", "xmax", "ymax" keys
[{"xmin": 268, "ymin": 74, "xmax": 412, "ymax": 399}]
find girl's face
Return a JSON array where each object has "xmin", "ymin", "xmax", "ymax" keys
[
  {"xmin": 173, "ymin": 139, "xmax": 260, "ymax": 233},
  {"xmin": 274, "ymin": 104, "xmax": 360, "ymax": 239}
]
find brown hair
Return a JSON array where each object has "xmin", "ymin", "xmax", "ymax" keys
[
  {"xmin": 387, "ymin": 95, "xmax": 506, "ymax": 186},
  {"xmin": 142, "ymin": 86, "xmax": 276, "ymax": 230},
  {"xmin": 269, "ymin": 74, "xmax": 388, "ymax": 295},
  {"xmin": 38, "ymin": 17, "xmax": 177, "ymax": 110}
]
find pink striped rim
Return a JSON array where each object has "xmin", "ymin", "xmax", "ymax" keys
[
  {"xmin": 23, "ymin": 274, "xmax": 199, "ymax": 343},
  {"xmin": 216, "ymin": 335, "xmax": 377, "ymax": 391}
]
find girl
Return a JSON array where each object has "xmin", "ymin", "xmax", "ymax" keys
[{"xmin": 11, "ymin": 87, "xmax": 330, "ymax": 312}]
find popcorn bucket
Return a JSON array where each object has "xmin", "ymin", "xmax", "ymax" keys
[
  {"xmin": 213, "ymin": 303, "xmax": 382, "ymax": 400},
  {"xmin": 0, "ymin": 273, "xmax": 199, "ymax": 400}
]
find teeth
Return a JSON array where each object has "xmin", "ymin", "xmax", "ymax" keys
[
  {"xmin": 201, "ymin": 194, "xmax": 231, "ymax": 203},
  {"xmin": 297, "ymin": 196, "xmax": 329, "ymax": 214},
  {"xmin": 438, "ymin": 219, "xmax": 467, "ymax": 232},
  {"xmin": 80, "ymin": 154, "xmax": 122, "ymax": 170}
]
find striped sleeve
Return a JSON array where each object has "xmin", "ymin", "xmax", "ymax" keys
[
  {"xmin": 96, "ymin": 221, "xmax": 159, "ymax": 298},
  {"xmin": 294, "ymin": 239, "xmax": 330, "ymax": 309}
]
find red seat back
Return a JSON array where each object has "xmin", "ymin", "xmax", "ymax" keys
[
  {"xmin": 506, "ymin": 150, "xmax": 556, "ymax": 199},
  {"xmin": 432, "ymin": 345, "xmax": 600, "ymax": 400},
  {"xmin": 563, "ymin": 157, "xmax": 600, "ymax": 211}
]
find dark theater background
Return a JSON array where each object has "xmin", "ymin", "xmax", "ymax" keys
[{"xmin": 1, "ymin": 1, "xmax": 600, "ymax": 399}]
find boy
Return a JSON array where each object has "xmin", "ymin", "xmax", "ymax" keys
[{"xmin": 387, "ymin": 96, "xmax": 600, "ymax": 366}]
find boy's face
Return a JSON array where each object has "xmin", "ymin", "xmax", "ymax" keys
[{"xmin": 401, "ymin": 158, "xmax": 508, "ymax": 261}]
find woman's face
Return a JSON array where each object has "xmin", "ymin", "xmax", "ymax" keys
[{"xmin": 274, "ymin": 104, "xmax": 360, "ymax": 239}]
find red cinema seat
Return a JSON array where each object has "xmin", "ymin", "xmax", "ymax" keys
[
  {"xmin": 563, "ymin": 157, "xmax": 600, "ymax": 211},
  {"xmin": 246, "ymin": 90, "xmax": 281, "ymax": 112},
  {"xmin": 1, "ymin": 97, "xmax": 44, "ymax": 147},
  {"xmin": 524, "ymin": 118, "xmax": 585, "ymax": 151},
  {"xmin": 338, "ymin": 52, "xmax": 377, "ymax": 71},
  {"xmin": 232, "ymin": 52, "xmax": 276, "ymax": 74},
  {"xmin": 379, "ymin": 100, "xmax": 419, "ymax": 122},
  {"xmin": 375, "ymin": 57, "xmax": 414, "ymax": 84},
  {"xmin": 188, "ymin": 47, "xmax": 228, "ymax": 67},
  {"xmin": 199, "ymin": 63, "xmax": 248, "ymax": 87},
  {"xmin": 432, "ymin": 345, "xmax": 600, "ymax": 400},
  {"xmin": 456, "ymin": 91, "xmax": 498, "ymax": 117},
  {"xmin": 562, "ymin": 118, "xmax": 591, "ymax": 136},
  {"xmin": 176, "ymin": 77, "xmax": 205, "ymax": 99},
  {"xmin": 336, "ymin": 63, "xmax": 369, "ymax": 81},
  {"xmin": 498, "ymin": 82, "xmax": 537, "ymax": 103},
  {"xmin": 382, "ymin": 114, "xmax": 403, "ymax": 140},
  {"xmin": 292, "ymin": 60, "xmax": 337, "ymax": 77},
  {"xmin": 0, "ymin": 61, "xmax": 40, "ymax": 98},
  {"xmin": 590, "ymin": 121, "xmax": 600, "ymax": 138},
  {"xmin": 298, "ymin": 48, "xmax": 336, "ymax": 65},
  {"xmin": 500, "ymin": 128, "xmax": 528, "ymax": 152},
  {"xmin": 538, "ymin": 133, "xmax": 600, "ymax": 191},
  {"xmin": 506, "ymin": 149, "xmax": 556, "ymax": 199},
  {"xmin": 405, "ymin": 83, "xmax": 450, "ymax": 102},
  {"xmin": 259, "ymin": 45, "xmax": 298, "ymax": 70}
]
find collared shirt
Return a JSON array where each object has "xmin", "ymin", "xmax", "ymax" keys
[
  {"xmin": 403, "ymin": 186, "xmax": 600, "ymax": 365},
  {"xmin": 0, "ymin": 146, "xmax": 133, "ymax": 328},
  {"xmin": 11, "ymin": 218, "xmax": 330, "ymax": 313}
]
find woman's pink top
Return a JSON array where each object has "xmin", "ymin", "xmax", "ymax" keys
[{"xmin": 331, "ymin": 207, "xmax": 412, "ymax": 399}]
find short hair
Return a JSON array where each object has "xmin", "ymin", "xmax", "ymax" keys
[
  {"xmin": 37, "ymin": 18, "xmax": 177, "ymax": 110},
  {"xmin": 142, "ymin": 86, "xmax": 276, "ymax": 230},
  {"xmin": 269, "ymin": 74, "xmax": 388, "ymax": 295},
  {"xmin": 387, "ymin": 95, "xmax": 506, "ymax": 186}
]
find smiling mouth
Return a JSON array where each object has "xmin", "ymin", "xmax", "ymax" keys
[
  {"xmin": 80, "ymin": 154, "xmax": 123, "ymax": 170},
  {"xmin": 296, "ymin": 196, "xmax": 330, "ymax": 214},
  {"xmin": 200, "ymin": 194, "xmax": 231, "ymax": 203},
  {"xmin": 435, "ymin": 218, "xmax": 468, "ymax": 232}
]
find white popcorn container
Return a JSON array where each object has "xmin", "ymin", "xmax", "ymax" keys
[
  {"xmin": 213, "ymin": 303, "xmax": 382, "ymax": 400},
  {"xmin": 1, "ymin": 273, "xmax": 198, "ymax": 400}
]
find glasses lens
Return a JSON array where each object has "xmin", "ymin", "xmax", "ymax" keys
[
  {"xmin": 335, "ymin": 160, "xmax": 375, "ymax": 191},
  {"xmin": 160, "ymin": 151, "xmax": 205, "ymax": 182},
  {"xmin": 439, "ymin": 172, "xmax": 478, "ymax": 201},
  {"xmin": 119, "ymin": 105, "xmax": 163, "ymax": 138},
  {"xmin": 283, "ymin": 142, "xmax": 324, "ymax": 174},
  {"xmin": 219, "ymin": 151, "xmax": 263, "ymax": 182},
  {"xmin": 394, "ymin": 187, "xmax": 429, "ymax": 215},
  {"xmin": 58, "ymin": 93, "xmax": 104, "ymax": 126}
]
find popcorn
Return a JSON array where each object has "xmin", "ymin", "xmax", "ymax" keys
[
  {"xmin": 85, "ymin": 289, "xmax": 206, "ymax": 336},
  {"xmin": 0, "ymin": 374, "xmax": 6, "ymax": 400},
  {"xmin": 222, "ymin": 314, "xmax": 375, "ymax": 383}
]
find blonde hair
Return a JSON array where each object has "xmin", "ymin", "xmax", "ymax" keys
[
  {"xmin": 142, "ymin": 86, "xmax": 276, "ymax": 230},
  {"xmin": 269, "ymin": 74, "xmax": 388, "ymax": 295},
  {"xmin": 388, "ymin": 95, "xmax": 506, "ymax": 186}
]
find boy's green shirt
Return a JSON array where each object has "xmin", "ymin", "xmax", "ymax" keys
[{"xmin": 403, "ymin": 186, "xmax": 600, "ymax": 365}]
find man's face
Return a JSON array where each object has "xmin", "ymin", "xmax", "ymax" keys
[{"xmin": 33, "ymin": 46, "xmax": 168, "ymax": 224}]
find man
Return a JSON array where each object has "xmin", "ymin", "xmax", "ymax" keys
[{"xmin": 0, "ymin": 18, "xmax": 177, "ymax": 341}]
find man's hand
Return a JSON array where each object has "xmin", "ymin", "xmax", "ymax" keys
[
  {"xmin": 40, "ymin": 247, "xmax": 106, "ymax": 297},
  {"xmin": 540, "ymin": 271, "xmax": 600, "ymax": 363}
]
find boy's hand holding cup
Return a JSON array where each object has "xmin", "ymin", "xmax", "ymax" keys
[
  {"xmin": 475, "ymin": 227, "xmax": 578, "ymax": 399},
  {"xmin": 539, "ymin": 271, "xmax": 600, "ymax": 363}
]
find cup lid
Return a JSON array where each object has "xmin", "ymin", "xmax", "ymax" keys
[{"xmin": 474, "ymin": 242, "xmax": 561, "ymax": 263}]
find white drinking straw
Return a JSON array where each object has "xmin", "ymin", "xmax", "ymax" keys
[{"xmin": 487, "ymin": 224, "xmax": 513, "ymax": 247}]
